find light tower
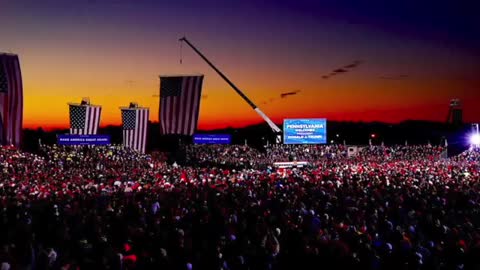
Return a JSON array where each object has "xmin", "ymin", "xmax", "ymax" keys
[
  {"xmin": 470, "ymin": 123, "xmax": 480, "ymax": 148},
  {"xmin": 446, "ymin": 99, "xmax": 463, "ymax": 125}
]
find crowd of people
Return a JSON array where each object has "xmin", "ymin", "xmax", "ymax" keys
[
  {"xmin": 0, "ymin": 143, "xmax": 479, "ymax": 270},
  {"xmin": 186, "ymin": 144, "xmax": 447, "ymax": 166}
]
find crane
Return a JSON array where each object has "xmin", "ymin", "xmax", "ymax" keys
[{"xmin": 178, "ymin": 37, "xmax": 283, "ymax": 143}]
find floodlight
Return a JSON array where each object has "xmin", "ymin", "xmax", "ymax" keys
[{"xmin": 470, "ymin": 133, "xmax": 480, "ymax": 145}]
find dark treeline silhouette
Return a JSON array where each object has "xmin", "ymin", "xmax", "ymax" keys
[{"xmin": 22, "ymin": 121, "xmax": 472, "ymax": 155}]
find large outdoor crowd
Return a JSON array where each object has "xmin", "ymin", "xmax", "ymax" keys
[{"xmin": 0, "ymin": 143, "xmax": 479, "ymax": 270}]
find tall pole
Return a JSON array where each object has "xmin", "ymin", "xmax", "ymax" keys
[{"xmin": 179, "ymin": 37, "xmax": 282, "ymax": 136}]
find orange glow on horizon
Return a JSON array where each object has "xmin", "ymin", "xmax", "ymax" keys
[{"xmin": 23, "ymin": 76, "xmax": 480, "ymax": 131}]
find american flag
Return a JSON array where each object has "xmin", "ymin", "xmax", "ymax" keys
[
  {"xmin": 69, "ymin": 104, "xmax": 102, "ymax": 135},
  {"xmin": 122, "ymin": 108, "xmax": 149, "ymax": 153},
  {"xmin": 0, "ymin": 53, "xmax": 23, "ymax": 147},
  {"xmin": 159, "ymin": 75, "xmax": 204, "ymax": 135}
]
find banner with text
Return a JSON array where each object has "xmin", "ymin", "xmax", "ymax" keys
[
  {"xmin": 283, "ymin": 119, "xmax": 327, "ymax": 144},
  {"xmin": 193, "ymin": 134, "xmax": 232, "ymax": 144},
  {"xmin": 57, "ymin": 134, "xmax": 111, "ymax": 146}
]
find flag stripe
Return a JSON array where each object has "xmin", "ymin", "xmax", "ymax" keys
[
  {"xmin": 160, "ymin": 97, "xmax": 166, "ymax": 135},
  {"xmin": 129, "ymin": 129, "xmax": 133, "ymax": 150},
  {"xmin": 185, "ymin": 76, "xmax": 195, "ymax": 134},
  {"xmin": 6, "ymin": 59, "xmax": 13, "ymax": 143},
  {"xmin": 135, "ymin": 110, "xmax": 140, "ymax": 150},
  {"xmin": 14, "ymin": 58, "xmax": 23, "ymax": 145},
  {"xmin": 143, "ymin": 109, "xmax": 149, "ymax": 153},
  {"xmin": 94, "ymin": 107, "xmax": 100, "ymax": 134},
  {"xmin": 3, "ymin": 60, "xmax": 11, "ymax": 143},
  {"xmin": 84, "ymin": 106, "xmax": 90, "ymax": 135},
  {"xmin": 141, "ymin": 109, "xmax": 147, "ymax": 151},
  {"xmin": 1, "ymin": 60, "xmax": 8, "ymax": 142},
  {"xmin": 166, "ymin": 95, "xmax": 172, "ymax": 134},
  {"xmin": 169, "ymin": 98, "xmax": 175, "ymax": 134},
  {"xmin": 183, "ymin": 77, "xmax": 194, "ymax": 133},
  {"xmin": 176, "ymin": 77, "xmax": 188, "ymax": 134},
  {"xmin": 142, "ymin": 109, "xmax": 148, "ymax": 153},
  {"xmin": 189, "ymin": 76, "xmax": 203, "ymax": 134},
  {"xmin": 177, "ymin": 77, "xmax": 190, "ymax": 134},
  {"xmin": 90, "ymin": 107, "xmax": 95, "ymax": 134},
  {"xmin": 176, "ymin": 78, "xmax": 185, "ymax": 134}
]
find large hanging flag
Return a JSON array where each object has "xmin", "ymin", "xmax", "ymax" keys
[
  {"xmin": 159, "ymin": 75, "xmax": 204, "ymax": 135},
  {"xmin": 0, "ymin": 53, "xmax": 23, "ymax": 147},
  {"xmin": 69, "ymin": 104, "xmax": 102, "ymax": 135},
  {"xmin": 122, "ymin": 105, "xmax": 149, "ymax": 153}
]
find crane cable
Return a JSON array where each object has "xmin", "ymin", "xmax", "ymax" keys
[{"xmin": 179, "ymin": 39, "xmax": 183, "ymax": 64}]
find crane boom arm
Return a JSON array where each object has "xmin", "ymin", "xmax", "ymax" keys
[{"xmin": 179, "ymin": 37, "xmax": 282, "ymax": 133}]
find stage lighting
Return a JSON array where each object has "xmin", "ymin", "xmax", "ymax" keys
[{"xmin": 470, "ymin": 133, "xmax": 480, "ymax": 145}]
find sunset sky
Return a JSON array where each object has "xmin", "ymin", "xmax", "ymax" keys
[{"xmin": 1, "ymin": 0, "xmax": 479, "ymax": 130}]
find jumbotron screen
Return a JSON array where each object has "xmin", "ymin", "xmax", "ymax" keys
[{"xmin": 283, "ymin": 118, "xmax": 327, "ymax": 144}]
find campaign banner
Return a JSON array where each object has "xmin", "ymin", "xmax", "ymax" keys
[
  {"xmin": 283, "ymin": 119, "xmax": 327, "ymax": 144},
  {"xmin": 193, "ymin": 134, "xmax": 232, "ymax": 144},
  {"xmin": 57, "ymin": 134, "xmax": 111, "ymax": 146}
]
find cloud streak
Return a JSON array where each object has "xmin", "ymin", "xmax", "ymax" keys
[
  {"xmin": 280, "ymin": 90, "xmax": 301, "ymax": 98},
  {"xmin": 262, "ymin": 90, "xmax": 302, "ymax": 105},
  {"xmin": 333, "ymin": 68, "xmax": 348, "ymax": 73},
  {"xmin": 124, "ymin": 80, "xmax": 136, "ymax": 86},
  {"xmin": 379, "ymin": 74, "xmax": 409, "ymax": 80},
  {"xmin": 343, "ymin": 61, "xmax": 362, "ymax": 69},
  {"xmin": 322, "ymin": 60, "xmax": 363, "ymax": 79}
]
